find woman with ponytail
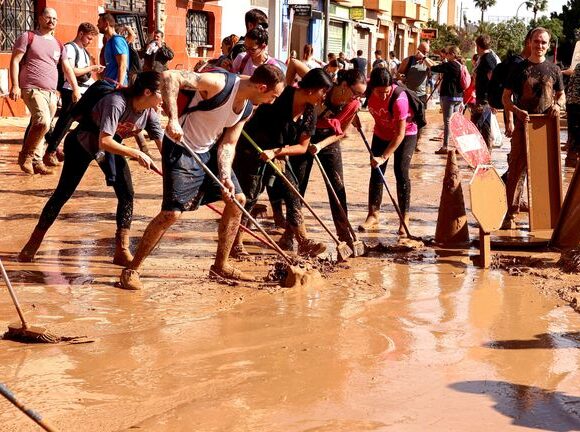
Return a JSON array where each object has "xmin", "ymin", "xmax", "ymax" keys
[
  {"xmin": 359, "ymin": 67, "xmax": 418, "ymax": 236},
  {"xmin": 18, "ymin": 71, "xmax": 164, "ymax": 265}
]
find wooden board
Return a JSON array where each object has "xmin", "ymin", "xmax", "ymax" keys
[
  {"xmin": 525, "ymin": 115, "xmax": 562, "ymax": 231},
  {"xmin": 551, "ymin": 163, "xmax": 580, "ymax": 249}
]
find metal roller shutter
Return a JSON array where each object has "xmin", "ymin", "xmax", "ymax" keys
[{"xmin": 328, "ymin": 21, "xmax": 344, "ymax": 55}]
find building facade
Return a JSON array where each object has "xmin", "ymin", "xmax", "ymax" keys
[
  {"xmin": 0, "ymin": 0, "xmax": 446, "ymax": 116},
  {"xmin": 0, "ymin": 0, "xmax": 223, "ymax": 116}
]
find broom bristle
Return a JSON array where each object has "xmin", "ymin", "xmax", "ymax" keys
[{"xmin": 3, "ymin": 325, "xmax": 61, "ymax": 344}]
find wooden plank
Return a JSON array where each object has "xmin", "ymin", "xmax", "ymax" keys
[
  {"xmin": 551, "ymin": 163, "xmax": 580, "ymax": 249},
  {"xmin": 478, "ymin": 227, "xmax": 491, "ymax": 269},
  {"xmin": 525, "ymin": 115, "xmax": 562, "ymax": 231}
]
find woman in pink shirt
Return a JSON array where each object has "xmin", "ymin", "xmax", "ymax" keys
[{"xmin": 359, "ymin": 67, "xmax": 418, "ymax": 236}]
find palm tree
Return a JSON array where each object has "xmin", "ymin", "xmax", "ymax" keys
[
  {"xmin": 474, "ymin": 0, "xmax": 497, "ymax": 24},
  {"xmin": 525, "ymin": 0, "xmax": 548, "ymax": 21}
]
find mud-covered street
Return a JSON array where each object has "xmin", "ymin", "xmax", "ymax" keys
[{"xmin": 1, "ymin": 111, "xmax": 579, "ymax": 431}]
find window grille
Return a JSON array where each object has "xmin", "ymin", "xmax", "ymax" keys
[
  {"xmin": 186, "ymin": 11, "xmax": 209, "ymax": 53},
  {"xmin": 0, "ymin": 0, "xmax": 35, "ymax": 52},
  {"xmin": 105, "ymin": 0, "xmax": 147, "ymax": 14}
]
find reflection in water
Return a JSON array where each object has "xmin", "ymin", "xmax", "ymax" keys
[{"xmin": 450, "ymin": 380, "xmax": 580, "ymax": 431}]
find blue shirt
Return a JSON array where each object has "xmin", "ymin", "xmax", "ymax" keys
[{"xmin": 104, "ymin": 35, "xmax": 129, "ymax": 86}]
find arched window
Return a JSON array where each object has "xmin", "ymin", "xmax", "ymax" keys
[{"xmin": 0, "ymin": 0, "xmax": 35, "ymax": 52}]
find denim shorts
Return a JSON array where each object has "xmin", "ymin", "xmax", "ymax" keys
[{"xmin": 161, "ymin": 136, "xmax": 242, "ymax": 212}]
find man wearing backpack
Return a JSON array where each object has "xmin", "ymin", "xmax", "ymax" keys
[
  {"xmin": 43, "ymin": 22, "xmax": 103, "ymax": 166},
  {"xmin": 397, "ymin": 42, "xmax": 434, "ymax": 151},
  {"xmin": 471, "ymin": 35, "xmax": 499, "ymax": 151},
  {"xmin": 97, "ymin": 13, "xmax": 129, "ymax": 88},
  {"xmin": 9, "ymin": 8, "xmax": 81, "ymax": 175},
  {"xmin": 118, "ymin": 65, "xmax": 286, "ymax": 290}
]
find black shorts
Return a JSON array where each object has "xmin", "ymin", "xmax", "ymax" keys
[{"xmin": 161, "ymin": 137, "xmax": 242, "ymax": 212}]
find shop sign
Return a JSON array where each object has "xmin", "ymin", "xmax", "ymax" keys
[
  {"xmin": 420, "ymin": 28, "xmax": 438, "ymax": 39},
  {"xmin": 290, "ymin": 4, "xmax": 312, "ymax": 17},
  {"xmin": 350, "ymin": 7, "xmax": 365, "ymax": 21}
]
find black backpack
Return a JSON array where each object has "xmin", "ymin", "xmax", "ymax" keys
[
  {"xmin": 488, "ymin": 55, "xmax": 523, "ymax": 110},
  {"xmin": 128, "ymin": 44, "xmax": 142, "ymax": 78},
  {"xmin": 387, "ymin": 84, "xmax": 427, "ymax": 129}
]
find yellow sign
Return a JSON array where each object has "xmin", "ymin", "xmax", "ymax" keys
[{"xmin": 349, "ymin": 7, "xmax": 365, "ymax": 21}]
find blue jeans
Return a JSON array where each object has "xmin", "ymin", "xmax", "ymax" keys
[{"xmin": 440, "ymin": 96, "xmax": 462, "ymax": 148}]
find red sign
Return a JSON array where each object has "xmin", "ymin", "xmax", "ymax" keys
[
  {"xmin": 420, "ymin": 28, "xmax": 438, "ymax": 40},
  {"xmin": 449, "ymin": 112, "xmax": 491, "ymax": 168}
]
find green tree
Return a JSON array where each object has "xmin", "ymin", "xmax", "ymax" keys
[
  {"xmin": 551, "ymin": 0, "xmax": 580, "ymax": 64},
  {"xmin": 425, "ymin": 20, "xmax": 460, "ymax": 54},
  {"xmin": 529, "ymin": 16, "xmax": 564, "ymax": 41},
  {"xmin": 474, "ymin": 0, "xmax": 497, "ymax": 23},
  {"xmin": 525, "ymin": 0, "xmax": 548, "ymax": 21}
]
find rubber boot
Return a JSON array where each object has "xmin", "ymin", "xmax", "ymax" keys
[
  {"xmin": 398, "ymin": 214, "xmax": 410, "ymax": 237},
  {"xmin": 293, "ymin": 224, "xmax": 326, "ymax": 257},
  {"xmin": 32, "ymin": 161, "xmax": 54, "ymax": 175},
  {"xmin": 18, "ymin": 152, "xmax": 34, "ymax": 174},
  {"xmin": 277, "ymin": 228, "xmax": 295, "ymax": 251},
  {"xmin": 358, "ymin": 210, "xmax": 380, "ymax": 232},
  {"xmin": 18, "ymin": 227, "xmax": 48, "ymax": 262},
  {"xmin": 113, "ymin": 228, "xmax": 133, "ymax": 267}
]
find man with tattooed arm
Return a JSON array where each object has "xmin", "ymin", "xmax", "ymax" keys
[{"xmin": 119, "ymin": 64, "xmax": 285, "ymax": 290}]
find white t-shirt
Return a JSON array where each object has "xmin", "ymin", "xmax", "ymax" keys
[
  {"xmin": 179, "ymin": 77, "xmax": 247, "ymax": 154},
  {"xmin": 63, "ymin": 42, "xmax": 94, "ymax": 93}
]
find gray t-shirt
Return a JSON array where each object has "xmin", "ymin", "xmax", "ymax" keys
[
  {"xmin": 405, "ymin": 58, "xmax": 429, "ymax": 97},
  {"xmin": 77, "ymin": 92, "xmax": 163, "ymax": 155}
]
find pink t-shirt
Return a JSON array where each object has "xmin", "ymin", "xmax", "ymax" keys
[
  {"xmin": 368, "ymin": 84, "xmax": 418, "ymax": 141},
  {"xmin": 13, "ymin": 31, "xmax": 66, "ymax": 91},
  {"xmin": 232, "ymin": 52, "xmax": 281, "ymax": 76}
]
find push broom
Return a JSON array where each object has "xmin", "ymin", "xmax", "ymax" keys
[{"xmin": 241, "ymin": 130, "xmax": 353, "ymax": 261}]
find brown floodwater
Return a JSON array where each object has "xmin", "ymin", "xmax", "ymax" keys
[{"xmin": 0, "ymin": 114, "xmax": 578, "ymax": 431}]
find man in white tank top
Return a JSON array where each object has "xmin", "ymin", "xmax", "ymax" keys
[{"xmin": 119, "ymin": 65, "xmax": 285, "ymax": 290}]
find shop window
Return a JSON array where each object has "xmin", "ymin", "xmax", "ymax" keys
[
  {"xmin": 105, "ymin": 0, "xmax": 147, "ymax": 14},
  {"xmin": 105, "ymin": 0, "xmax": 149, "ymax": 49},
  {"xmin": 186, "ymin": 11, "xmax": 210, "ymax": 56},
  {"xmin": 0, "ymin": 0, "xmax": 35, "ymax": 52}
]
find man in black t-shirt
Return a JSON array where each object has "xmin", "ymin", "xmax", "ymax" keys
[
  {"xmin": 350, "ymin": 50, "xmax": 368, "ymax": 77},
  {"xmin": 501, "ymin": 27, "xmax": 565, "ymax": 230},
  {"xmin": 471, "ymin": 34, "xmax": 498, "ymax": 150}
]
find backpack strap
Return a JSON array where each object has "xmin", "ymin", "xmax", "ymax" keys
[
  {"xmin": 387, "ymin": 85, "xmax": 405, "ymax": 115},
  {"xmin": 180, "ymin": 70, "xmax": 237, "ymax": 117},
  {"xmin": 240, "ymin": 100, "xmax": 253, "ymax": 121},
  {"xmin": 65, "ymin": 42, "xmax": 80, "ymax": 68}
]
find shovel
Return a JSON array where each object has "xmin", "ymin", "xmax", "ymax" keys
[
  {"xmin": 354, "ymin": 118, "xmax": 424, "ymax": 244},
  {"xmin": 241, "ymin": 130, "xmax": 353, "ymax": 261},
  {"xmin": 173, "ymin": 142, "xmax": 316, "ymax": 288},
  {"xmin": 312, "ymin": 153, "xmax": 366, "ymax": 257},
  {"xmin": 0, "ymin": 383, "xmax": 59, "ymax": 431}
]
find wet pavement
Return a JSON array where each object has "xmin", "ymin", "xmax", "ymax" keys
[{"xmin": 0, "ymin": 112, "xmax": 579, "ymax": 431}]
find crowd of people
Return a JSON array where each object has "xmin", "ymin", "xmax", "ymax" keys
[{"xmin": 7, "ymin": 7, "xmax": 578, "ymax": 288}]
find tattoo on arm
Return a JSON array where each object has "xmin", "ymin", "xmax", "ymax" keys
[
  {"xmin": 179, "ymin": 70, "xmax": 202, "ymax": 90},
  {"xmin": 218, "ymin": 143, "xmax": 235, "ymax": 180},
  {"xmin": 161, "ymin": 70, "xmax": 203, "ymax": 121}
]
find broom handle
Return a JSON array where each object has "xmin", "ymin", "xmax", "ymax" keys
[
  {"xmin": 354, "ymin": 119, "xmax": 412, "ymax": 238},
  {"xmin": 241, "ymin": 130, "xmax": 342, "ymax": 245},
  {"xmin": 0, "ymin": 259, "xmax": 29, "ymax": 329},
  {"xmin": 312, "ymin": 154, "xmax": 359, "ymax": 241},
  {"xmin": 149, "ymin": 162, "xmax": 276, "ymax": 252},
  {"xmin": 205, "ymin": 203, "xmax": 272, "ymax": 249},
  {"xmin": 177, "ymin": 144, "xmax": 295, "ymax": 266},
  {"xmin": 0, "ymin": 383, "xmax": 59, "ymax": 432}
]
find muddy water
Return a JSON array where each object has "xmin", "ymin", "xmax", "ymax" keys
[{"xmin": 1, "ymin": 114, "xmax": 579, "ymax": 431}]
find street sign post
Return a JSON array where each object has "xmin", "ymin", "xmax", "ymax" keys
[{"xmin": 470, "ymin": 166, "xmax": 507, "ymax": 268}]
